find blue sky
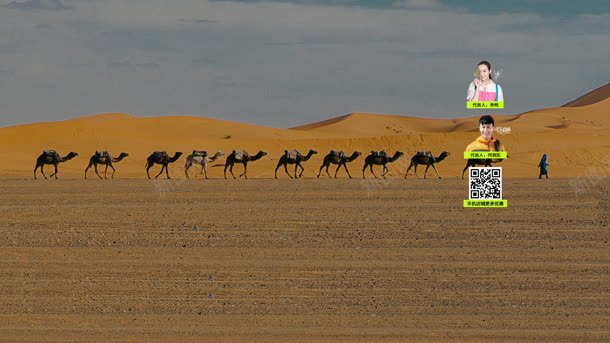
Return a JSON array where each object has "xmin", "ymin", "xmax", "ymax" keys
[{"xmin": 0, "ymin": 0, "xmax": 608, "ymax": 127}]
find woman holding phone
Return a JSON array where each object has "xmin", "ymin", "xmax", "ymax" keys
[{"xmin": 467, "ymin": 61, "xmax": 504, "ymax": 102}]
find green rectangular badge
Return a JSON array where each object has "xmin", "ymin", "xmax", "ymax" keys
[
  {"xmin": 464, "ymin": 151, "xmax": 508, "ymax": 159},
  {"xmin": 463, "ymin": 200, "xmax": 508, "ymax": 208},
  {"xmin": 466, "ymin": 101, "xmax": 504, "ymax": 109}
]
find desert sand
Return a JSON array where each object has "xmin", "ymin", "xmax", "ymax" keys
[
  {"xmin": 0, "ymin": 178, "xmax": 608, "ymax": 342},
  {"xmin": 1, "ymin": 83, "xmax": 609, "ymax": 180}
]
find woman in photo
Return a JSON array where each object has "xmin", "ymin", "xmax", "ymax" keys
[{"xmin": 467, "ymin": 61, "xmax": 504, "ymax": 102}]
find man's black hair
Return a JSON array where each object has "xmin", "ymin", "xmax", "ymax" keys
[{"xmin": 479, "ymin": 115, "xmax": 495, "ymax": 126}]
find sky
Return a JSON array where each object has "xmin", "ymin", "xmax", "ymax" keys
[{"xmin": 0, "ymin": 0, "xmax": 608, "ymax": 128}]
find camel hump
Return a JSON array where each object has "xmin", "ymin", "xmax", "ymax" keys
[
  {"xmin": 96, "ymin": 151, "xmax": 109, "ymax": 157},
  {"xmin": 151, "ymin": 151, "xmax": 167, "ymax": 159},
  {"xmin": 43, "ymin": 149, "xmax": 57, "ymax": 156},
  {"xmin": 192, "ymin": 150, "xmax": 207, "ymax": 156},
  {"xmin": 330, "ymin": 150, "xmax": 345, "ymax": 159},
  {"xmin": 416, "ymin": 151, "xmax": 433, "ymax": 157},
  {"xmin": 233, "ymin": 150, "xmax": 246, "ymax": 160},
  {"xmin": 371, "ymin": 150, "xmax": 386, "ymax": 158},
  {"xmin": 285, "ymin": 149, "xmax": 299, "ymax": 160}
]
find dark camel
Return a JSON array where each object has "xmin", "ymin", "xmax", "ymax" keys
[
  {"xmin": 224, "ymin": 150, "xmax": 267, "ymax": 179},
  {"xmin": 145, "ymin": 151, "xmax": 183, "ymax": 179},
  {"xmin": 33, "ymin": 150, "xmax": 78, "ymax": 179},
  {"xmin": 84, "ymin": 151, "xmax": 129, "ymax": 179},
  {"xmin": 317, "ymin": 151, "xmax": 362, "ymax": 178},
  {"xmin": 274, "ymin": 149, "xmax": 317, "ymax": 179},
  {"xmin": 404, "ymin": 151, "xmax": 450, "ymax": 179},
  {"xmin": 362, "ymin": 151, "xmax": 404, "ymax": 179}
]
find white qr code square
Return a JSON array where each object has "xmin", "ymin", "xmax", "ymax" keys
[{"xmin": 469, "ymin": 167, "xmax": 502, "ymax": 199}]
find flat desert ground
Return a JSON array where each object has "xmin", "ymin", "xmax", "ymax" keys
[
  {"xmin": 0, "ymin": 178, "xmax": 608, "ymax": 342},
  {"xmin": 0, "ymin": 86, "xmax": 609, "ymax": 341}
]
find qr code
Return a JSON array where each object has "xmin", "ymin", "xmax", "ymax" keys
[{"xmin": 469, "ymin": 167, "xmax": 502, "ymax": 199}]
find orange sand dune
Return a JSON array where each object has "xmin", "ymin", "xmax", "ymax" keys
[
  {"xmin": 292, "ymin": 97, "xmax": 610, "ymax": 137},
  {"xmin": 562, "ymin": 83, "xmax": 610, "ymax": 107},
  {"xmin": 1, "ymin": 88, "xmax": 609, "ymax": 179}
]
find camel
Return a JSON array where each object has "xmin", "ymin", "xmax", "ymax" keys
[
  {"xmin": 224, "ymin": 150, "xmax": 267, "ymax": 179},
  {"xmin": 362, "ymin": 150, "xmax": 404, "ymax": 179},
  {"xmin": 84, "ymin": 151, "xmax": 129, "ymax": 179},
  {"xmin": 33, "ymin": 150, "xmax": 78, "ymax": 179},
  {"xmin": 404, "ymin": 151, "xmax": 451, "ymax": 179},
  {"xmin": 274, "ymin": 149, "xmax": 317, "ymax": 179},
  {"xmin": 145, "ymin": 151, "xmax": 183, "ymax": 179},
  {"xmin": 184, "ymin": 150, "xmax": 225, "ymax": 179},
  {"xmin": 317, "ymin": 150, "xmax": 362, "ymax": 178}
]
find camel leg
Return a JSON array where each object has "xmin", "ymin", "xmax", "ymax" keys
[
  {"xmin": 51, "ymin": 164, "xmax": 59, "ymax": 179},
  {"xmin": 461, "ymin": 161, "xmax": 471, "ymax": 179},
  {"xmin": 284, "ymin": 163, "xmax": 293, "ymax": 179},
  {"xmin": 199, "ymin": 164, "xmax": 205, "ymax": 177},
  {"xmin": 146, "ymin": 161, "xmax": 152, "ymax": 179},
  {"xmin": 184, "ymin": 160, "xmax": 191, "ymax": 179},
  {"xmin": 317, "ymin": 163, "xmax": 325, "ymax": 178},
  {"xmin": 343, "ymin": 164, "xmax": 353, "ymax": 178},
  {"xmin": 239, "ymin": 162, "xmax": 248, "ymax": 179},
  {"xmin": 381, "ymin": 164, "xmax": 388, "ymax": 179},
  {"xmin": 94, "ymin": 164, "xmax": 103, "ymax": 179},
  {"xmin": 165, "ymin": 164, "xmax": 171, "ymax": 179},
  {"xmin": 431, "ymin": 164, "xmax": 441, "ymax": 179},
  {"xmin": 413, "ymin": 164, "xmax": 421, "ymax": 179},
  {"xmin": 34, "ymin": 163, "xmax": 41, "ymax": 179},
  {"xmin": 229, "ymin": 164, "xmax": 237, "ymax": 179},
  {"xmin": 224, "ymin": 163, "xmax": 229, "ymax": 179},
  {"xmin": 297, "ymin": 163, "xmax": 305, "ymax": 178},
  {"xmin": 108, "ymin": 164, "xmax": 116, "ymax": 179},
  {"xmin": 104, "ymin": 164, "xmax": 109, "ymax": 179},
  {"xmin": 203, "ymin": 162, "xmax": 209, "ymax": 179},
  {"xmin": 274, "ymin": 161, "xmax": 283, "ymax": 179},
  {"xmin": 274, "ymin": 161, "xmax": 280, "ymax": 179},
  {"xmin": 334, "ymin": 164, "xmax": 342, "ymax": 178},
  {"xmin": 230, "ymin": 164, "xmax": 237, "ymax": 179},
  {"xmin": 325, "ymin": 164, "xmax": 332, "ymax": 178},
  {"xmin": 362, "ymin": 163, "xmax": 368, "ymax": 179},
  {"xmin": 405, "ymin": 162, "xmax": 413, "ymax": 179},
  {"xmin": 155, "ymin": 165, "xmax": 165, "ymax": 179},
  {"xmin": 84, "ymin": 162, "xmax": 92, "ymax": 179},
  {"xmin": 423, "ymin": 165, "xmax": 430, "ymax": 179},
  {"xmin": 370, "ymin": 164, "xmax": 378, "ymax": 179},
  {"xmin": 40, "ymin": 164, "xmax": 48, "ymax": 179}
]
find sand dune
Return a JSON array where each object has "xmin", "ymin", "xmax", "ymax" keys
[
  {"xmin": 1, "ymin": 87, "xmax": 609, "ymax": 179},
  {"xmin": 562, "ymin": 83, "xmax": 610, "ymax": 107}
]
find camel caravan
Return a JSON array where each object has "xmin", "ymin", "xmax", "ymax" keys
[{"xmin": 32, "ymin": 148, "xmax": 461, "ymax": 179}]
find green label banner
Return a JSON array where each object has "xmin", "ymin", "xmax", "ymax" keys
[
  {"xmin": 463, "ymin": 200, "xmax": 508, "ymax": 208},
  {"xmin": 464, "ymin": 151, "xmax": 508, "ymax": 159},
  {"xmin": 466, "ymin": 101, "xmax": 504, "ymax": 109}
]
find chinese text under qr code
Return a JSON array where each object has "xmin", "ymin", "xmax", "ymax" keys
[{"xmin": 469, "ymin": 167, "xmax": 502, "ymax": 199}]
